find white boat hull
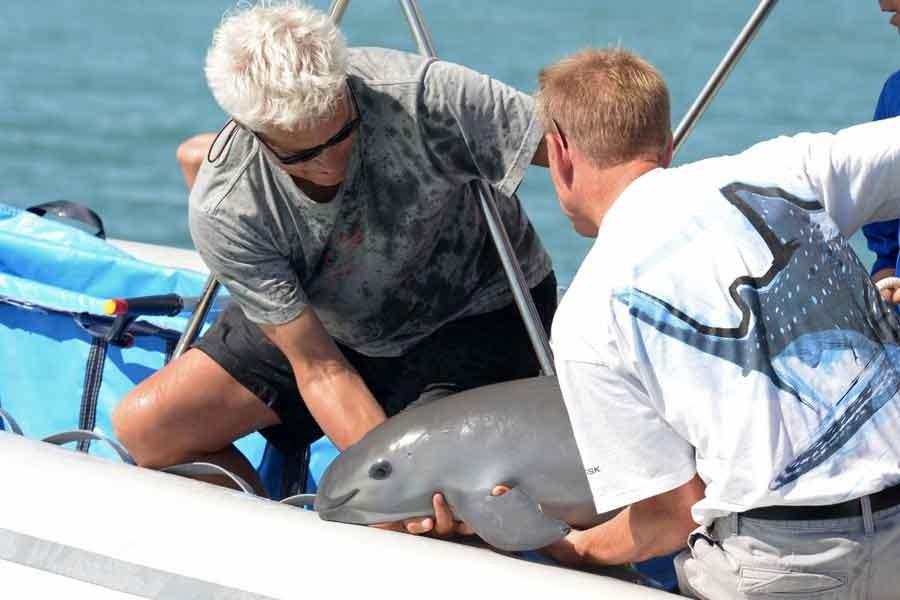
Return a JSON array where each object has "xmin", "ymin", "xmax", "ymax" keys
[
  {"xmin": 0, "ymin": 432, "xmax": 675, "ymax": 598},
  {"xmin": 107, "ymin": 238, "xmax": 210, "ymax": 274}
]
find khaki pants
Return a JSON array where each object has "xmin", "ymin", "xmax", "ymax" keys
[{"xmin": 675, "ymin": 498, "xmax": 900, "ymax": 599}]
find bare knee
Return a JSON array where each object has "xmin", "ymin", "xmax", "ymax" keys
[
  {"xmin": 176, "ymin": 133, "xmax": 216, "ymax": 191},
  {"xmin": 112, "ymin": 383, "xmax": 183, "ymax": 468},
  {"xmin": 112, "ymin": 349, "xmax": 279, "ymax": 469}
]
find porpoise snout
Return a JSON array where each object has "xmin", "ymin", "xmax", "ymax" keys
[{"xmin": 314, "ymin": 487, "xmax": 359, "ymax": 515}]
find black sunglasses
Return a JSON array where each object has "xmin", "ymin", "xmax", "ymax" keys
[
  {"xmin": 256, "ymin": 83, "xmax": 361, "ymax": 165},
  {"xmin": 552, "ymin": 118, "xmax": 569, "ymax": 150}
]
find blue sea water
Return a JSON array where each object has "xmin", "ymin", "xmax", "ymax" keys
[{"xmin": 2, "ymin": 1, "xmax": 896, "ymax": 283}]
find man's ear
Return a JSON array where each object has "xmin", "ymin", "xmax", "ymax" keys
[{"xmin": 546, "ymin": 132, "xmax": 574, "ymax": 191}]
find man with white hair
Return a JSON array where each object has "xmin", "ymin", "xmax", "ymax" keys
[{"xmin": 112, "ymin": 0, "xmax": 555, "ymax": 534}]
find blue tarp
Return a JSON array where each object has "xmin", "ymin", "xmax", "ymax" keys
[{"xmin": 0, "ymin": 203, "xmax": 269, "ymax": 469}]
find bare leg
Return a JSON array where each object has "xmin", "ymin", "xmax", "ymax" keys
[
  {"xmin": 112, "ymin": 348, "xmax": 281, "ymax": 497},
  {"xmin": 176, "ymin": 133, "xmax": 216, "ymax": 191},
  {"xmin": 118, "ymin": 133, "xmax": 272, "ymax": 493}
]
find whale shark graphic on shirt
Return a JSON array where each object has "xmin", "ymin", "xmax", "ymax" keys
[{"xmin": 615, "ymin": 182, "xmax": 900, "ymax": 490}]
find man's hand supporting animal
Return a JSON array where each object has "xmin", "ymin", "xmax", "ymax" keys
[
  {"xmin": 540, "ymin": 475, "xmax": 705, "ymax": 567},
  {"xmin": 424, "ymin": 475, "xmax": 704, "ymax": 567}
]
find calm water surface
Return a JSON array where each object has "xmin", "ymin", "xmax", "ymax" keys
[{"xmin": 3, "ymin": 1, "xmax": 897, "ymax": 283}]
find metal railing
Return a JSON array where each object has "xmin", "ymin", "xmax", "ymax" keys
[
  {"xmin": 673, "ymin": 0, "xmax": 779, "ymax": 157},
  {"xmin": 397, "ymin": 0, "xmax": 555, "ymax": 375}
]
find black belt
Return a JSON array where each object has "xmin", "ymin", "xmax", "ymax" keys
[{"xmin": 742, "ymin": 482, "xmax": 900, "ymax": 521}]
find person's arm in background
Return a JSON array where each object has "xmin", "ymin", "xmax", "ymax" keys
[
  {"xmin": 176, "ymin": 133, "xmax": 217, "ymax": 191},
  {"xmin": 796, "ymin": 117, "xmax": 900, "ymax": 240},
  {"xmin": 795, "ymin": 116, "xmax": 900, "ymax": 303},
  {"xmin": 881, "ymin": 0, "xmax": 900, "ymax": 30},
  {"xmin": 861, "ymin": 70, "xmax": 900, "ymax": 291},
  {"xmin": 862, "ymin": 3, "xmax": 900, "ymax": 297},
  {"xmin": 862, "ymin": 220, "xmax": 899, "ymax": 286},
  {"xmin": 862, "ymin": 80, "xmax": 900, "ymax": 299}
]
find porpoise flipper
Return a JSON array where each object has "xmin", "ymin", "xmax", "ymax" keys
[{"xmin": 447, "ymin": 487, "xmax": 571, "ymax": 552}]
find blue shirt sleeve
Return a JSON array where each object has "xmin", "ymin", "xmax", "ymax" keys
[
  {"xmin": 863, "ymin": 221, "xmax": 900, "ymax": 274},
  {"xmin": 862, "ymin": 70, "xmax": 900, "ymax": 275},
  {"xmin": 874, "ymin": 71, "xmax": 900, "ymax": 121}
]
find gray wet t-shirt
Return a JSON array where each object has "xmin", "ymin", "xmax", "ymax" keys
[{"xmin": 189, "ymin": 47, "xmax": 551, "ymax": 357}]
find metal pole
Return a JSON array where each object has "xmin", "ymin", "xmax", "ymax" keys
[
  {"xmin": 397, "ymin": 0, "xmax": 555, "ymax": 375},
  {"xmin": 328, "ymin": 0, "xmax": 350, "ymax": 24},
  {"xmin": 672, "ymin": 0, "xmax": 778, "ymax": 157},
  {"xmin": 171, "ymin": 276, "xmax": 221, "ymax": 359},
  {"xmin": 398, "ymin": 0, "xmax": 437, "ymax": 57},
  {"xmin": 171, "ymin": 282, "xmax": 220, "ymax": 363},
  {"xmin": 477, "ymin": 184, "xmax": 556, "ymax": 376},
  {"xmin": 171, "ymin": 1, "xmax": 355, "ymax": 362}
]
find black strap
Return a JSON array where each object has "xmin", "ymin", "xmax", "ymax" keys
[
  {"xmin": 76, "ymin": 337, "xmax": 108, "ymax": 453},
  {"xmin": 1, "ymin": 296, "xmax": 184, "ymax": 455},
  {"xmin": 164, "ymin": 338, "xmax": 177, "ymax": 365},
  {"xmin": 27, "ymin": 200, "xmax": 106, "ymax": 239},
  {"xmin": 261, "ymin": 442, "xmax": 308, "ymax": 499},
  {"xmin": 207, "ymin": 120, "xmax": 239, "ymax": 163},
  {"xmin": 297, "ymin": 444, "xmax": 311, "ymax": 495}
]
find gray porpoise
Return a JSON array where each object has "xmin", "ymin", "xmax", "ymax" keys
[{"xmin": 315, "ymin": 376, "xmax": 616, "ymax": 551}]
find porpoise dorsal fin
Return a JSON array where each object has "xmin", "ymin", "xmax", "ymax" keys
[{"xmin": 447, "ymin": 487, "xmax": 570, "ymax": 552}]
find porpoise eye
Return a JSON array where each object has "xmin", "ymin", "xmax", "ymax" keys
[{"xmin": 369, "ymin": 460, "xmax": 392, "ymax": 480}]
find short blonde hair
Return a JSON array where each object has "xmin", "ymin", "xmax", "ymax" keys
[
  {"xmin": 205, "ymin": 1, "xmax": 348, "ymax": 134},
  {"xmin": 536, "ymin": 48, "xmax": 671, "ymax": 168}
]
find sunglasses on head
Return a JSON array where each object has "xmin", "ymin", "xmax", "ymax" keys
[{"xmin": 255, "ymin": 83, "xmax": 361, "ymax": 165}]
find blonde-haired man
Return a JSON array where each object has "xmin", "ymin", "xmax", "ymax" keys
[
  {"xmin": 534, "ymin": 48, "xmax": 900, "ymax": 597},
  {"xmin": 112, "ymin": 0, "xmax": 556, "ymax": 536}
]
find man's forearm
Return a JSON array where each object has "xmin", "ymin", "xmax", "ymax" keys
[
  {"xmin": 546, "ymin": 474, "xmax": 705, "ymax": 567},
  {"xmin": 571, "ymin": 501, "xmax": 692, "ymax": 565},
  {"xmin": 299, "ymin": 361, "xmax": 386, "ymax": 450},
  {"xmin": 259, "ymin": 312, "xmax": 388, "ymax": 451}
]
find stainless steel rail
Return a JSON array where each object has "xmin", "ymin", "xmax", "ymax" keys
[
  {"xmin": 398, "ymin": 0, "xmax": 437, "ymax": 57},
  {"xmin": 672, "ymin": 0, "xmax": 779, "ymax": 157},
  {"xmin": 171, "ymin": 275, "xmax": 221, "ymax": 358},
  {"xmin": 171, "ymin": 0, "xmax": 353, "ymax": 361},
  {"xmin": 398, "ymin": 0, "xmax": 556, "ymax": 376},
  {"xmin": 328, "ymin": 0, "xmax": 350, "ymax": 24}
]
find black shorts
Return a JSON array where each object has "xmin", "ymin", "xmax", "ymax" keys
[{"xmin": 193, "ymin": 272, "xmax": 557, "ymax": 456}]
